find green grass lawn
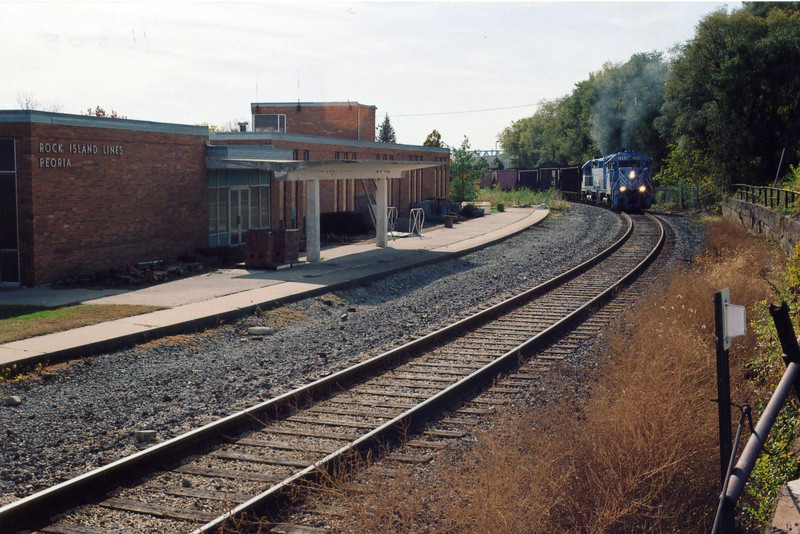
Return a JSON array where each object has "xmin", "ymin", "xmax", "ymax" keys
[
  {"xmin": 0, "ymin": 304, "xmax": 164, "ymax": 344},
  {"xmin": 476, "ymin": 187, "xmax": 569, "ymax": 211}
]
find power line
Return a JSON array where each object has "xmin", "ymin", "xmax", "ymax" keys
[
  {"xmin": 392, "ymin": 103, "xmax": 539, "ymax": 118},
  {"xmin": 392, "ymin": 78, "xmax": 672, "ymax": 119}
]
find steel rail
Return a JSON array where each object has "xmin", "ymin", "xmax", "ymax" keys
[
  {"xmin": 193, "ymin": 213, "xmax": 665, "ymax": 532},
  {"xmin": 0, "ymin": 210, "xmax": 639, "ymax": 533}
]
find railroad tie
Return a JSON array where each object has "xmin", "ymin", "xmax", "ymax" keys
[
  {"xmin": 270, "ymin": 522, "xmax": 332, "ymax": 533},
  {"xmin": 99, "ymin": 496, "xmax": 218, "ymax": 523},
  {"xmin": 42, "ymin": 524, "xmax": 122, "ymax": 534}
]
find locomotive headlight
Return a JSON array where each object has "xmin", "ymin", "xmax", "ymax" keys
[
  {"xmin": 619, "ymin": 186, "xmax": 627, "ymax": 193},
  {"xmin": 629, "ymin": 170, "xmax": 637, "ymax": 179},
  {"xmin": 639, "ymin": 185, "xmax": 647, "ymax": 193}
]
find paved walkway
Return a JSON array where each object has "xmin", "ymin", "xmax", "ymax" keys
[{"xmin": 0, "ymin": 207, "xmax": 548, "ymax": 369}]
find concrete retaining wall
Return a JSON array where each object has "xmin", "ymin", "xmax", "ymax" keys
[{"xmin": 722, "ymin": 197, "xmax": 800, "ymax": 257}]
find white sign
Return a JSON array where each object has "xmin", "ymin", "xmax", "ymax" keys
[
  {"xmin": 720, "ymin": 288, "xmax": 746, "ymax": 350},
  {"xmin": 37, "ymin": 140, "xmax": 123, "ymax": 168}
]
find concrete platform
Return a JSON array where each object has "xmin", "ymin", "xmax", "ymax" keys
[{"xmin": 0, "ymin": 207, "xmax": 548, "ymax": 369}]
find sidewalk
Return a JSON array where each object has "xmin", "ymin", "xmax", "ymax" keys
[{"xmin": 0, "ymin": 207, "xmax": 548, "ymax": 369}]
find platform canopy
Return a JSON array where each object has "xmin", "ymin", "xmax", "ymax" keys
[{"xmin": 219, "ymin": 158, "xmax": 445, "ymax": 262}]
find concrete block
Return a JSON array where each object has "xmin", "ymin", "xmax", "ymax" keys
[
  {"xmin": 770, "ymin": 480, "xmax": 800, "ymax": 533},
  {"xmin": 2, "ymin": 396, "xmax": 22, "ymax": 406}
]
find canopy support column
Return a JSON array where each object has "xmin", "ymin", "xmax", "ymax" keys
[
  {"xmin": 306, "ymin": 178, "xmax": 321, "ymax": 262},
  {"xmin": 376, "ymin": 177, "xmax": 388, "ymax": 248}
]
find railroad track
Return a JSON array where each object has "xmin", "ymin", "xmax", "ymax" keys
[{"xmin": 4, "ymin": 211, "xmax": 664, "ymax": 534}]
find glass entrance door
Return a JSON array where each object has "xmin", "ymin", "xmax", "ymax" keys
[{"xmin": 230, "ymin": 187, "xmax": 250, "ymax": 245}]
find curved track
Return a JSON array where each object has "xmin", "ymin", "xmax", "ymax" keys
[{"xmin": 3, "ymin": 211, "xmax": 665, "ymax": 534}]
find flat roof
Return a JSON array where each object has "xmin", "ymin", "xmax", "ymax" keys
[
  {"xmin": 209, "ymin": 131, "xmax": 449, "ymax": 155},
  {"xmin": 0, "ymin": 110, "xmax": 209, "ymax": 136},
  {"xmin": 251, "ymin": 101, "xmax": 377, "ymax": 110},
  {"xmin": 219, "ymin": 159, "xmax": 444, "ymax": 181}
]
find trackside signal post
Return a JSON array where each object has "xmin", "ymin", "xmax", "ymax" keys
[{"xmin": 714, "ymin": 289, "xmax": 746, "ymax": 531}]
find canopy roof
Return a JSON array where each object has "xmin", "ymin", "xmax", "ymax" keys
[{"xmin": 219, "ymin": 158, "xmax": 443, "ymax": 180}]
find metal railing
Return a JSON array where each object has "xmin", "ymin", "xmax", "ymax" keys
[
  {"xmin": 409, "ymin": 207, "xmax": 425, "ymax": 236},
  {"xmin": 733, "ymin": 184, "xmax": 800, "ymax": 212},
  {"xmin": 652, "ymin": 185, "xmax": 725, "ymax": 210},
  {"xmin": 653, "ymin": 185, "xmax": 701, "ymax": 209},
  {"xmin": 713, "ymin": 301, "xmax": 800, "ymax": 532}
]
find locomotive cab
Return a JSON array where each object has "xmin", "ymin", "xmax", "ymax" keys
[
  {"xmin": 581, "ymin": 158, "xmax": 607, "ymax": 202},
  {"xmin": 582, "ymin": 151, "xmax": 652, "ymax": 211},
  {"xmin": 610, "ymin": 153, "xmax": 651, "ymax": 210}
]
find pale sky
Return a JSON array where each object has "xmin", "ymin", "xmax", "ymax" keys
[{"xmin": 2, "ymin": 1, "xmax": 732, "ymax": 149}]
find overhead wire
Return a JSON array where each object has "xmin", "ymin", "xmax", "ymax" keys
[
  {"xmin": 391, "ymin": 81, "xmax": 668, "ymax": 119},
  {"xmin": 392, "ymin": 103, "xmax": 539, "ymax": 118}
]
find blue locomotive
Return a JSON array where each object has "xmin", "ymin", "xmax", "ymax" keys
[{"xmin": 581, "ymin": 151, "xmax": 652, "ymax": 211}]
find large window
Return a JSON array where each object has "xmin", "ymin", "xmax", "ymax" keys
[
  {"xmin": 0, "ymin": 138, "xmax": 19, "ymax": 284},
  {"xmin": 208, "ymin": 170, "xmax": 270, "ymax": 247},
  {"xmin": 253, "ymin": 114, "xmax": 286, "ymax": 133}
]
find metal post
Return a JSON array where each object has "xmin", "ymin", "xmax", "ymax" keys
[
  {"xmin": 715, "ymin": 291, "xmax": 733, "ymax": 490},
  {"xmin": 775, "ymin": 147, "xmax": 786, "ymax": 185},
  {"xmin": 769, "ymin": 302, "xmax": 800, "ymax": 395}
]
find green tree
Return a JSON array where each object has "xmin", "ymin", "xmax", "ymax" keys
[
  {"xmin": 500, "ymin": 79, "xmax": 598, "ymax": 168},
  {"xmin": 376, "ymin": 113, "xmax": 397, "ymax": 143},
  {"xmin": 552, "ymin": 78, "xmax": 597, "ymax": 165},
  {"xmin": 501, "ymin": 53, "xmax": 668, "ymax": 170},
  {"xmin": 500, "ymin": 99, "xmax": 561, "ymax": 168},
  {"xmin": 423, "ymin": 129, "xmax": 442, "ymax": 147},
  {"xmin": 450, "ymin": 136, "xmax": 487, "ymax": 202},
  {"xmin": 590, "ymin": 52, "xmax": 668, "ymax": 162},
  {"xmin": 657, "ymin": 6, "xmax": 800, "ymax": 186},
  {"xmin": 745, "ymin": 2, "xmax": 800, "ymax": 18}
]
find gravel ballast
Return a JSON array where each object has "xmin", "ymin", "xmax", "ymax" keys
[{"xmin": 0, "ymin": 205, "xmax": 704, "ymax": 505}]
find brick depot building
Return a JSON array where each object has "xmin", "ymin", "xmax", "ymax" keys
[{"xmin": 0, "ymin": 102, "xmax": 450, "ymax": 286}]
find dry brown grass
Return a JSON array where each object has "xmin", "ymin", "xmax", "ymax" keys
[
  {"xmin": 256, "ymin": 306, "xmax": 309, "ymax": 328},
  {"xmin": 329, "ymin": 217, "xmax": 780, "ymax": 533},
  {"xmin": 136, "ymin": 332, "xmax": 206, "ymax": 351}
]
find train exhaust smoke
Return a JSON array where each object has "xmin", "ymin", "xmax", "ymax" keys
[{"xmin": 590, "ymin": 55, "xmax": 668, "ymax": 155}]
